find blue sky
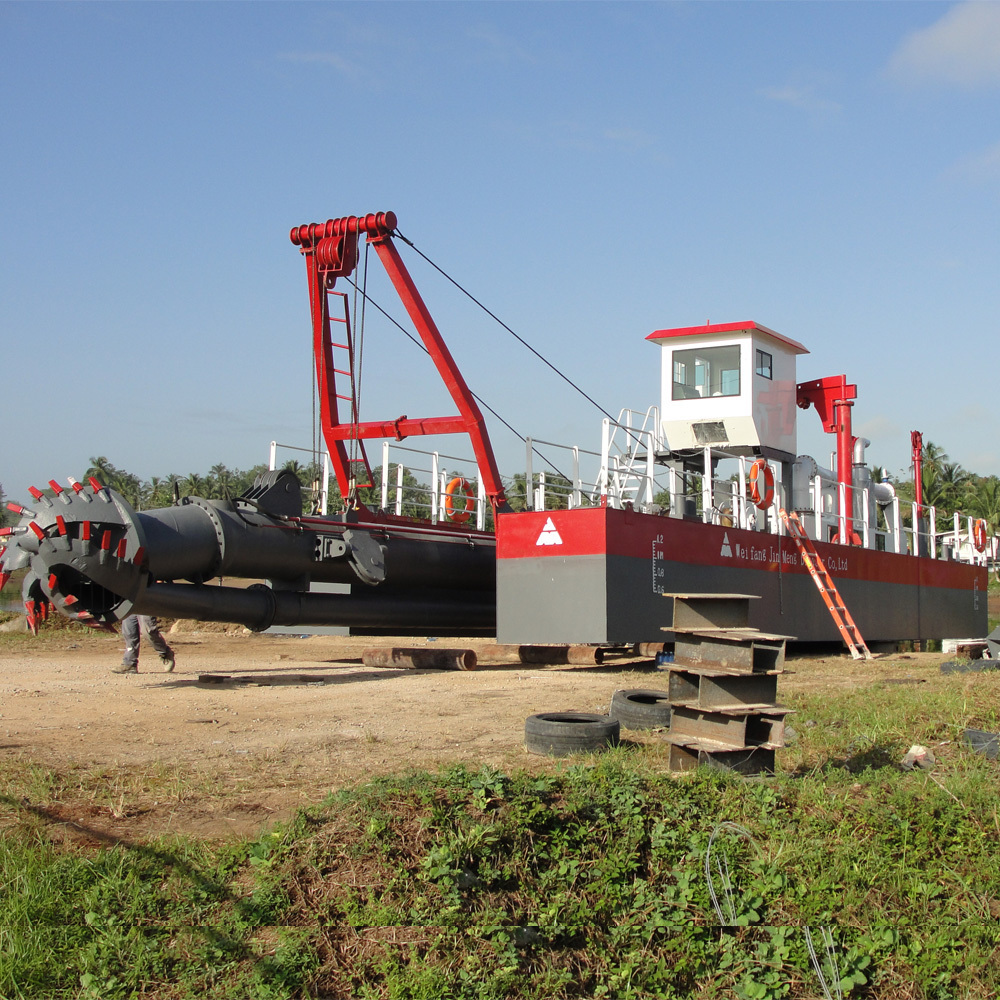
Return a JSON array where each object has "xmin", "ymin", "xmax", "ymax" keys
[{"xmin": 3, "ymin": 1, "xmax": 999, "ymax": 503}]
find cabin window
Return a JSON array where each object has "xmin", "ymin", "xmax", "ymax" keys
[
  {"xmin": 755, "ymin": 349, "xmax": 773, "ymax": 380},
  {"xmin": 672, "ymin": 345, "xmax": 741, "ymax": 399}
]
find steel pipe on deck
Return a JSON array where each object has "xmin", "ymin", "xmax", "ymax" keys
[{"xmin": 135, "ymin": 582, "xmax": 495, "ymax": 634}]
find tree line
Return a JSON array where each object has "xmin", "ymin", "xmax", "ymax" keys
[
  {"xmin": 0, "ymin": 456, "xmax": 580, "ymax": 525},
  {"xmin": 890, "ymin": 442, "xmax": 1000, "ymax": 531},
  {"xmin": 2, "ymin": 441, "xmax": 998, "ymax": 530}
]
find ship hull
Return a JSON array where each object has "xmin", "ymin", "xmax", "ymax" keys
[{"xmin": 496, "ymin": 506, "xmax": 987, "ymax": 645}]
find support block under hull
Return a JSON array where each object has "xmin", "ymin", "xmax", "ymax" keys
[{"xmin": 496, "ymin": 507, "xmax": 987, "ymax": 646}]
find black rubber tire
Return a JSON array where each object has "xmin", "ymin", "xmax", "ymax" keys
[
  {"xmin": 608, "ymin": 689, "xmax": 672, "ymax": 731},
  {"xmin": 524, "ymin": 712, "xmax": 620, "ymax": 756}
]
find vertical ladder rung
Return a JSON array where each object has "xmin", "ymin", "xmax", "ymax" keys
[{"xmin": 323, "ymin": 290, "xmax": 375, "ymax": 490}]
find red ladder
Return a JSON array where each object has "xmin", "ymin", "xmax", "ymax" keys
[
  {"xmin": 779, "ymin": 508, "xmax": 873, "ymax": 660},
  {"xmin": 321, "ymin": 291, "xmax": 374, "ymax": 490}
]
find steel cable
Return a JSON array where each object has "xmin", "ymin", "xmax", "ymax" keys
[
  {"xmin": 393, "ymin": 229, "xmax": 619, "ymax": 425},
  {"xmin": 805, "ymin": 926, "xmax": 843, "ymax": 1000},
  {"xmin": 704, "ymin": 821, "xmax": 758, "ymax": 925},
  {"xmin": 340, "ymin": 276, "xmax": 575, "ymax": 493}
]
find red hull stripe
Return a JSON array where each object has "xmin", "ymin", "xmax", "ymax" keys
[{"xmin": 497, "ymin": 508, "xmax": 983, "ymax": 590}]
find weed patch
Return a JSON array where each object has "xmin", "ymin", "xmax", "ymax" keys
[{"xmin": 2, "ymin": 748, "xmax": 999, "ymax": 998}]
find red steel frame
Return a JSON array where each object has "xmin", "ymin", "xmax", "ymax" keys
[
  {"xmin": 796, "ymin": 374, "xmax": 858, "ymax": 544},
  {"xmin": 290, "ymin": 213, "xmax": 508, "ymax": 514},
  {"xmin": 911, "ymin": 430, "xmax": 924, "ymax": 508}
]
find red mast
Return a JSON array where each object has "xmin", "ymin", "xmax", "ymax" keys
[
  {"xmin": 290, "ymin": 213, "xmax": 508, "ymax": 513},
  {"xmin": 797, "ymin": 375, "xmax": 858, "ymax": 544},
  {"xmin": 911, "ymin": 430, "xmax": 924, "ymax": 508}
]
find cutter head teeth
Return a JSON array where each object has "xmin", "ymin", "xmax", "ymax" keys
[
  {"xmin": 28, "ymin": 486, "xmax": 43, "ymax": 500},
  {"xmin": 88, "ymin": 477, "xmax": 105, "ymax": 493},
  {"xmin": 47, "ymin": 480, "xmax": 64, "ymax": 495},
  {"xmin": 28, "ymin": 522, "xmax": 45, "ymax": 540}
]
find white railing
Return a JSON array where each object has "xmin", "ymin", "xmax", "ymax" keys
[
  {"xmin": 523, "ymin": 437, "xmax": 600, "ymax": 510},
  {"xmin": 666, "ymin": 444, "xmax": 992, "ymax": 567},
  {"xmin": 267, "ymin": 435, "xmax": 993, "ymax": 566},
  {"xmin": 377, "ymin": 441, "xmax": 487, "ymax": 529},
  {"xmin": 597, "ymin": 407, "xmax": 664, "ymax": 510}
]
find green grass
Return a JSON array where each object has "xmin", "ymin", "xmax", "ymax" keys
[
  {"xmin": 2, "ymin": 737, "xmax": 1000, "ymax": 1000},
  {"xmin": 2, "ymin": 658, "xmax": 999, "ymax": 999}
]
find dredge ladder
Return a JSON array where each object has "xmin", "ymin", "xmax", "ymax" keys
[{"xmin": 779, "ymin": 508, "xmax": 873, "ymax": 660}]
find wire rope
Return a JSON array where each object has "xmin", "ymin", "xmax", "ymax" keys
[
  {"xmin": 394, "ymin": 229, "xmax": 619, "ymax": 425},
  {"xmin": 347, "ymin": 246, "xmax": 360, "ymax": 467},
  {"xmin": 341, "ymin": 276, "xmax": 574, "ymax": 492},
  {"xmin": 805, "ymin": 926, "xmax": 842, "ymax": 1000},
  {"xmin": 311, "ymin": 322, "xmax": 318, "ymax": 474},
  {"xmin": 356, "ymin": 240, "xmax": 369, "ymax": 433},
  {"xmin": 704, "ymin": 822, "xmax": 758, "ymax": 925},
  {"xmin": 391, "ymin": 230, "xmax": 652, "ymax": 500}
]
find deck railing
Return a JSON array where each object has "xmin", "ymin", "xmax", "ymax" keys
[{"xmin": 270, "ymin": 431, "xmax": 993, "ymax": 568}]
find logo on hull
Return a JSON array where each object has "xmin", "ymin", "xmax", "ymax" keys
[
  {"xmin": 536, "ymin": 518, "xmax": 563, "ymax": 546},
  {"xmin": 720, "ymin": 532, "xmax": 733, "ymax": 558}
]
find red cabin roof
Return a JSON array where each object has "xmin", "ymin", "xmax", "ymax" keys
[{"xmin": 646, "ymin": 321, "xmax": 809, "ymax": 355}]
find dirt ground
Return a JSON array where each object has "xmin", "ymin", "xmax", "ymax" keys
[{"xmin": 0, "ymin": 622, "xmax": 967, "ymax": 845}]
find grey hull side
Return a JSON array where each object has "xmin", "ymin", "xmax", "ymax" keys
[{"xmin": 498, "ymin": 552, "xmax": 986, "ymax": 646}]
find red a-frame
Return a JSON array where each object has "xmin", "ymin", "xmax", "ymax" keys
[{"xmin": 290, "ymin": 213, "xmax": 508, "ymax": 514}]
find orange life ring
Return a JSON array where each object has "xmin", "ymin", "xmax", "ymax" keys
[
  {"xmin": 444, "ymin": 477, "xmax": 475, "ymax": 523},
  {"xmin": 831, "ymin": 529, "xmax": 862, "ymax": 546},
  {"xmin": 973, "ymin": 518, "xmax": 988, "ymax": 553},
  {"xmin": 747, "ymin": 460, "xmax": 774, "ymax": 510}
]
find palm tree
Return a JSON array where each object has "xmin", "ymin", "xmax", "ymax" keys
[
  {"xmin": 209, "ymin": 463, "xmax": 233, "ymax": 500},
  {"xmin": 183, "ymin": 473, "xmax": 206, "ymax": 497},
  {"xmin": 967, "ymin": 476, "xmax": 1000, "ymax": 533},
  {"xmin": 143, "ymin": 475, "xmax": 175, "ymax": 509},
  {"xmin": 164, "ymin": 473, "xmax": 182, "ymax": 504},
  {"xmin": 912, "ymin": 441, "xmax": 969, "ymax": 516},
  {"xmin": 939, "ymin": 461, "xmax": 972, "ymax": 509},
  {"xmin": 85, "ymin": 455, "xmax": 117, "ymax": 487}
]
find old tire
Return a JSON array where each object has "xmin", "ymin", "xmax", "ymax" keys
[
  {"xmin": 609, "ymin": 689, "xmax": 672, "ymax": 731},
  {"xmin": 524, "ymin": 712, "xmax": 620, "ymax": 756}
]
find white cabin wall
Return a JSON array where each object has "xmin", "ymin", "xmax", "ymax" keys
[
  {"xmin": 658, "ymin": 333, "xmax": 753, "ymax": 450},
  {"xmin": 751, "ymin": 334, "xmax": 798, "ymax": 458}
]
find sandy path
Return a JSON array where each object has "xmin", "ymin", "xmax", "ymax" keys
[{"xmin": 0, "ymin": 627, "xmax": 671, "ymax": 841}]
